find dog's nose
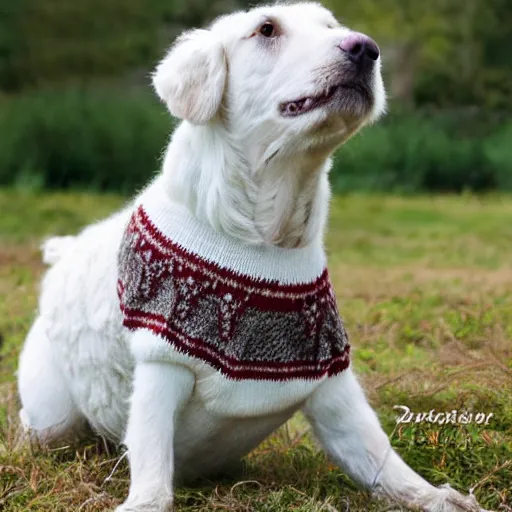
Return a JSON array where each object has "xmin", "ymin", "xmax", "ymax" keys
[{"xmin": 339, "ymin": 33, "xmax": 380, "ymax": 67}]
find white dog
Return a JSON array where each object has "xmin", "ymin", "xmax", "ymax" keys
[{"xmin": 18, "ymin": 3, "xmax": 485, "ymax": 511}]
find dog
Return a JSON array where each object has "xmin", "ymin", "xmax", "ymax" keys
[{"xmin": 17, "ymin": 3, "xmax": 486, "ymax": 511}]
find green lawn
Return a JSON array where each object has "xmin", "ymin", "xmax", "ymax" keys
[{"xmin": 0, "ymin": 190, "xmax": 511, "ymax": 511}]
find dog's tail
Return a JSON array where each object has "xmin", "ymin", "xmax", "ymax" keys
[{"xmin": 41, "ymin": 236, "xmax": 77, "ymax": 265}]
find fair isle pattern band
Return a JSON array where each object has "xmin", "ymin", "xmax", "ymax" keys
[{"xmin": 118, "ymin": 205, "xmax": 350, "ymax": 381}]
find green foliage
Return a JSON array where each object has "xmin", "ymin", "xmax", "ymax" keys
[
  {"xmin": 0, "ymin": 90, "xmax": 510, "ymax": 194},
  {"xmin": 331, "ymin": 111, "xmax": 511, "ymax": 193},
  {"xmin": 0, "ymin": 88, "xmax": 175, "ymax": 193},
  {"xmin": 485, "ymin": 121, "xmax": 512, "ymax": 191},
  {"xmin": 0, "ymin": 3, "xmax": 23, "ymax": 90},
  {"xmin": 0, "ymin": 0, "xmax": 255, "ymax": 91},
  {"xmin": 1, "ymin": 0, "xmax": 510, "ymax": 110}
]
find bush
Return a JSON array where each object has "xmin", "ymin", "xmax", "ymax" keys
[
  {"xmin": 0, "ymin": 89, "xmax": 510, "ymax": 194},
  {"xmin": 331, "ymin": 111, "xmax": 511, "ymax": 193},
  {"xmin": 484, "ymin": 121, "xmax": 512, "ymax": 191},
  {"xmin": 0, "ymin": 88, "xmax": 174, "ymax": 193}
]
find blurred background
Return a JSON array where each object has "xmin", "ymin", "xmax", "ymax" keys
[{"xmin": 0, "ymin": 0, "xmax": 511, "ymax": 193}]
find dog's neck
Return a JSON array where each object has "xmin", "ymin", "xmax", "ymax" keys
[{"xmin": 161, "ymin": 121, "xmax": 332, "ymax": 249}]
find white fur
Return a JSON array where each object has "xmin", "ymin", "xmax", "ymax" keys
[
  {"xmin": 40, "ymin": 235, "xmax": 76, "ymax": 265},
  {"xmin": 153, "ymin": 30, "xmax": 227, "ymax": 125},
  {"xmin": 18, "ymin": 3, "xmax": 485, "ymax": 511}
]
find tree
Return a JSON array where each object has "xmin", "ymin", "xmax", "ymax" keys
[{"xmin": 0, "ymin": 0, "xmax": 261, "ymax": 91}]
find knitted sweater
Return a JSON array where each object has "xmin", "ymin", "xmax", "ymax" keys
[{"xmin": 117, "ymin": 186, "xmax": 350, "ymax": 389}]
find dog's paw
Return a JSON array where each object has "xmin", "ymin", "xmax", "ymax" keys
[
  {"xmin": 114, "ymin": 497, "xmax": 173, "ymax": 512},
  {"xmin": 115, "ymin": 506, "xmax": 172, "ymax": 512},
  {"xmin": 422, "ymin": 484, "xmax": 490, "ymax": 512}
]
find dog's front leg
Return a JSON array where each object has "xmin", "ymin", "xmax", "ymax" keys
[
  {"xmin": 303, "ymin": 368, "xmax": 484, "ymax": 512},
  {"xmin": 116, "ymin": 361, "xmax": 194, "ymax": 512}
]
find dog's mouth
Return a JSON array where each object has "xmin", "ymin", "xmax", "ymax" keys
[{"xmin": 280, "ymin": 83, "xmax": 372, "ymax": 117}]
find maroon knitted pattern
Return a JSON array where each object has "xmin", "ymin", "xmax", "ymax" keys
[{"xmin": 117, "ymin": 206, "xmax": 350, "ymax": 381}]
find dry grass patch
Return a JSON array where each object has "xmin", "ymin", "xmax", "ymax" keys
[{"xmin": 1, "ymin": 191, "xmax": 511, "ymax": 511}]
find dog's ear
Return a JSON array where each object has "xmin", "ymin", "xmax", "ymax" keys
[{"xmin": 152, "ymin": 30, "xmax": 227, "ymax": 125}]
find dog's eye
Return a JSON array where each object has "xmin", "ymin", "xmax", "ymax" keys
[{"xmin": 259, "ymin": 22, "xmax": 275, "ymax": 38}]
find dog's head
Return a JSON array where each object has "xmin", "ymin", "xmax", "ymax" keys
[{"xmin": 153, "ymin": 2, "xmax": 385, "ymax": 163}]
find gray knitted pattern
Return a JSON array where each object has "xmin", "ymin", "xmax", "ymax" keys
[{"xmin": 117, "ymin": 206, "xmax": 350, "ymax": 381}]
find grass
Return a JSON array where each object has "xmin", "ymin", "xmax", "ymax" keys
[{"xmin": 0, "ymin": 189, "xmax": 511, "ymax": 511}]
